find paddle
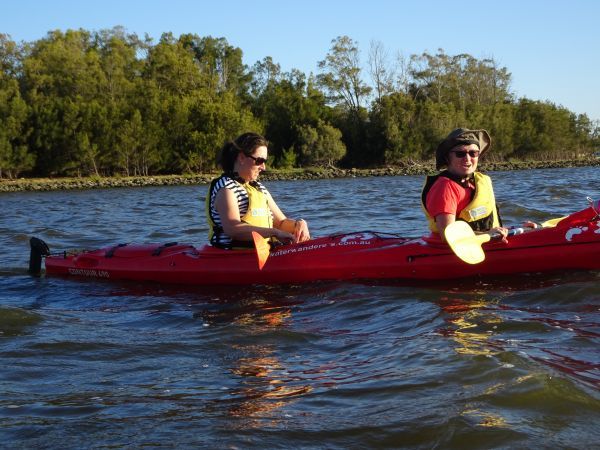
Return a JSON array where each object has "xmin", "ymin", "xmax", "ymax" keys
[
  {"xmin": 252, "ymin": 231, "xmax": 270, "ymax": 270},
  {"xmin": 541, "ymin": 216, "xmax": 566, "ymax": 228},
  {"xmin": 444, "ymin": 222, "xmax": 524, "ymax": 264},
  {"xmin": 29, "ymin": 237, "xmax": 51, "ymax": 275},
  {"xmin": 445, "ymin": 211, "xmax": 569, "ymax": 264}
]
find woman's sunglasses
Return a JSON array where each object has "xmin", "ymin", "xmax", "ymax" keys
[
  {"xmin": 247, "ymin": 155, "xmax": 268, "ymax": 166},
  {"xmin": 450, "ymin": 150, "xmax": 480, "ymax": 158}
]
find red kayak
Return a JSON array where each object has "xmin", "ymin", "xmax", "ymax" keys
[{"xmin": 32, "ymin": 199, "xmax": 600, "ymax": 285}]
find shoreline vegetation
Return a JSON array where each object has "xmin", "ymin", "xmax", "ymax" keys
[
  {"xmin": 2, "ymin": 158, "xmax": 598, "ymax": 193},
  {"xmin": 2, "ymin": 30, "xmax": 598, "ymax": 182}
]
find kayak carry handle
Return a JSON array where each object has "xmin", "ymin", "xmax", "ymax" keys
[
  {"xmin": 105, "ymin": 243, "xmax": 128, "ymax": 258},
  {"xmin": 29, "ymin": 237, "xmax": 50, "ymax": 276},
  {"xmin": 152, "ymin": 242, "xmax": 179, "ymax": 256}
]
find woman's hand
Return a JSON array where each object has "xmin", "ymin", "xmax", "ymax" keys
[
  {"xmin": 271, "ymin": 228, "xmax": 295, "ymax": 244},
  {"xmin": 294, "ymin": 219, "xmax": 310, "ymax": 243},
  {"xmin": 273, "ymin": 217, "xmax": 311, "ymax": 243},
  {"xmin": 522, "ymin": 220, "xmax": 538, "ymax": 229}
]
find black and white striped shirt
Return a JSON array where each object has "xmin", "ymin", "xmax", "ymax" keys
[{"xmin": 207, "ymin": 175, "xmax": 270, "ymax": 247}]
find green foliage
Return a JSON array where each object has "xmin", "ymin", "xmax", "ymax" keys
[
  {"xmin": 297, "ymin": 120, "xmax": 346, "ymax": 167},
  {"xmin": 249, "ymin": 63, "xmax": 328, "ymax": 164},
  {"xmin": 0, "ymin": 36, "xmax": 33, "ymax": 178},
  {"xmin": 368, "ymin": 92, "xmax": 423, "ymax": 164},
  {"xmin": 511, "ymin": 98, "xmax": 587, "ymax": 160},
  {"xmin": 0, "ymin": 29, "xmax": 597, "ymax": 179},
  {"xmin": 408, "ymin": 50, "xmax": 513, "ymax": 109},
  {"xmin": 317, "ymin": 36, "xmax": 372, "ymax": 112},
  {"xmin": 276, "ymin": 147, "xmax": 297, "ymax": 169}
]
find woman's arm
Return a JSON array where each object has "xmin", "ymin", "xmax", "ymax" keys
[
  {"xmin": 267, "ymin": 193, "xmax": 310, "ymax": 243},
  {"xmin": 435, "ymin": 213, "xmax": 509, "ymax": 243},
  {"xmin": 214, "ymin": 188, "xmax": 294, "ymax": 243}
]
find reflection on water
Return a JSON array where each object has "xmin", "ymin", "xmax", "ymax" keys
[
  {"xmin": 437, "ymin": 296, "xmax": 500, "ymax": 357},
  {"xmin": 195, "ymin": 296, "xmax": 313, "ymax": 423},
  {"xmin": 460, "ymin": 408, "xmax": 509, "ymax": 429},
  {"xmin": 227, "ymin": 348, "xmax": 312, "ymax": 422},
  {"xmin": 437, "ymin": 291, "xmax": 600, "ymax": 389},
  {"xmin": 436, "ymin": 295, "xmax": 519, "ymax": 431},
  {"xmin": 434, "ymin": 292, "xmax": 600, "ymax": 434},
  {"xmin": 0, "ymin": 306, "xmax": 44, "ymax": 337}
]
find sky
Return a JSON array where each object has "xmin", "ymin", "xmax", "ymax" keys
[{"xmin": 3, "ymin": 0, "xmax": 600, "ymax": 122}]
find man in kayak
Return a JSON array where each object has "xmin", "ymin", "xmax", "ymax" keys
[
  {"xmin": 421, "ymin": 128, "xmax": 535, "ymax": 243},
  {"xmin": 206, "ymin": 132, "xmax": 310, "ymax": 249}
]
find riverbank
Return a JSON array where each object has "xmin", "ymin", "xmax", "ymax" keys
[{"xmin": 1, "ymin": 158, "xmax": 598, "ymax": 192}]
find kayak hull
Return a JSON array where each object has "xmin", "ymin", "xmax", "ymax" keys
[{"xmin": 43, "ymin": 205, "xmax": 600, "ymax": 286}]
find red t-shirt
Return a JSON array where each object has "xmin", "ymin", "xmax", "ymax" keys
[{"xmin": 425, "ymin": 177, "xmax": 474, "ymax": 218}]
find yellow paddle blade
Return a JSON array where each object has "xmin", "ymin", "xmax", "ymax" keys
[
  {"xmin": 444, "ymin": 221, "xmax": 491, "ymax": 265},
  {"xmin": 541, "ymin": 216, "xmax": 566, "ymax": 228},
  {"xmin": 252, "ymin": 231, "xmax": 270, "ymax": 270}
]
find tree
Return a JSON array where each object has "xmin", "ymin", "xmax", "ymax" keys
[
  {"xmin": 144, "ymin": 33, "xmax": 205, "ymax": 95},
  {"xmin": 249, "ymin": 66, "xmax": 329, "ymax": 166},
  {"xmin": 317, "ymin": 36, "xmax": 372, "ymax": 113},
  {"xmin": 317, "ymin": 36, "xmax": 373, "ymax": 167},
  {"xmin": 180, "ymin": 34, "xmax": 251, "ymax": 98},
  {"xmin": 368, "ymin": 40, "xmax": 395, "ymax": 103},
  {"xmin": 512, "ymin": 99, "xmax": 587, "ymax": 160},
  {"xmin": 3, "ymin": 29, "xmax": 598, "ymax": 177},
  {"xmin": 368, "ymin": 92, "xmax": 421, "ymax": 164},
  {"xmin": 407, "ymin": 50, "xmax": 512, "ymax": 112},
  {"xmin": 186, "ymin": 90, "xmax": 263, "ymax": 172},
  {"xmin": 22, "ymin": 29, "xmax": 109, "ymax": 176},
  {"xmin": 0, "ymin": 34, "xmax": 33, "ymax": 178},
  {"xmin": 297, "ymin": 120, "xmax": 346, "ymax": 166},
  {"xmin": 249, "ymin": 56, "xmax": 282, "ymax": 98}
]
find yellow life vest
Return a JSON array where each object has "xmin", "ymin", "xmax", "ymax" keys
[
  {"xmin": 206, "ymin": 176, "xmax": 272, "ymax": 248},
  {"xmin": 239, "ymin": 181, "xmax": 273, "ymax": 228},
  {"xmin": 421, "ymin": 171, "xmax": 501, "ymax": 233}
]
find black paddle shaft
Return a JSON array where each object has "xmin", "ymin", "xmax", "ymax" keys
[{"xmin": 29, "ymin": 237, "xmax": 50, "ymax": 275}]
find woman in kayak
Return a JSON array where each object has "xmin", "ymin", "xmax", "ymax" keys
[
  {"xmin": 421, "ymin": 128, "xmax": 536, "ymax": 243},
  {"xmin": 206, "ymin": 132, "xmax": 310, "ymax": 249}
]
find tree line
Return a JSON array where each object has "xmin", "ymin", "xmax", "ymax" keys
[{"xmin": 0, "ymin": 28, "xmax": 598, "ymax": 179}]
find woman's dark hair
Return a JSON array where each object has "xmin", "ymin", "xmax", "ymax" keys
[{"xmin": 218, "ymin": 132, "xmax": 268, "ymax": 173}]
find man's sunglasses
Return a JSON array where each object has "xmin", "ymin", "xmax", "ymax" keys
[
  {"xmin": 450, "ymin": 150, "xmax": 480, "ymax": 158},
  {"xmin": 248, "ymin": 155, "xmax": 268, "ymax": 165}
]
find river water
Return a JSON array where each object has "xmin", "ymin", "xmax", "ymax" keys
[{"xmin": 1, "ymin": 166, "xmax": 599, "ymax": 448}]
